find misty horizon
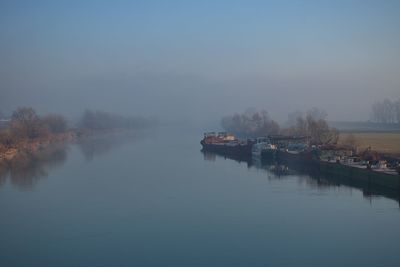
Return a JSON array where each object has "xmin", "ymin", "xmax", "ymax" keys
[{"xmin": 1, "ymin": 1, "xmax": 400, "ymax": 126}]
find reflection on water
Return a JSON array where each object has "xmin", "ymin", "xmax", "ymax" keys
[
  {"xmin": 0, "ymin": 131, "xmax": 146, "ymax": 190},
  {"xmin": 0, "ymin": 144, "xmax": 68, "ymax": 190},
  {"xmin": 202, "ymin": 150, "xmax": 400, "ymax": 206},
  {"xmin": 1, "ymin": 132, "xmax": 400, "ymax": 267},
  {"xmin": 77, "ymin": 131, "xmax": 142, "ymax": 161},
  {"xmin": 202, "ymin": 150, "xmax": 252, "ymax": 167}
]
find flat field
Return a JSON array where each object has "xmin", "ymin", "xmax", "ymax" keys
[{"xmin": 339, "ymin": 132, "xmax": 400, "ymax": 155}]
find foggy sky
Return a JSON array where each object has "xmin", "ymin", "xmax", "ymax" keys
[{"xmin": 1, "ymin": 0, "xmax": 400, "ymax": 125}]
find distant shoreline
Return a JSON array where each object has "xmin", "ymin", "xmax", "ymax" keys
[
  {"xmin": 0, "ymin": 128, "xmax": 134, "ymax": 164},
  {"xmin": 329, "ymin": 121, "xmax": 400, "ymax": 133},
  {"xmin": 0, "ymin": 130, "xmax": 80, "ymax": 164}
]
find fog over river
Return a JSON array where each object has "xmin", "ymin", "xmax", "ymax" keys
[{"xmin": 0, "ymin": 128, "xmax": 399, "ymax": 267}]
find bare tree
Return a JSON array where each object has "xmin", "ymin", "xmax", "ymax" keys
[
  {"xmin": 394, "ymin": 98, "xmax": 400, "ymax": 123},
  {"xmin": 383, "ymin": 99, "xmax": 395, "ymax": 123},
  {"xmin": 286, "ymin": 110, "xmax": 304, "ymax": 127},
  {"xmin": 307, "ymin": 107, "xmax": 327, "ymax": 121},
  {"xmin": 42, "ymin": 114, "xmax": 67, "ymax": 133},
  {"xmin": 287, "ymin": 108, "xmax": 339, "ymax": 145},
  {"xmin": 221, "ymin": 109, "xmax": 280, "ymax": 137},
  {"xmin": 371, "ymin": 98, "xmax": 400, "ymax": 123},
  {"xmin": 10, "ymin": 107, "xmax": 43, "ymax": 139}
]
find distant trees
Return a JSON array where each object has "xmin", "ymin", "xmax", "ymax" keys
[
  {"xmin": 79, "ymin": 110, "xmax": 156, "ymax": 130},
  {"xmin": 10, "ymin": 107, "xmax": 42, "ymax": 139},
  {"xmin": 221, "ymin": 109, "xmax": 280, "ymax": 137},
  {"xmin": 286, "ymin": 108, "xmax": 339, "ymax": 146},
  {"xmin": 221, "ymin": 108, "xmax": 338, "ymax": 145},
  {"xmin": 41, "ymin": 114, "xmax": 67, "ymax": 134},
  {"xmin": 0, "ymin": 107, "xmax": 69, "ymax": 148},
  {"xmin": 0, "ymin": 107, "xmax": 156, "ymax": 150},
  {"xmin": 10, "ymin": 108, "xmax": 69, "ymax": 139},
  {"xmin": 371, "ymin": 98, "xmax": 400, "ymax": 124},
  {"xmin": 1, "ymin": 107, "xmax": 156, "ymax": 144}
]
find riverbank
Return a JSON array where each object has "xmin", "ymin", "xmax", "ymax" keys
[
  {"xmin": 0, "ymin": 128, "xmax": 117, "ymax": 164},
  {"xmin": 0, "ymin": 128, "xmax": 144, "ymax": 165},
  {"xmin": 0, "ymin": 107, "xmax": 157, "ymax": 165},
  {"xmin": 0, "ymin": 131, "xmax": 77, "ymax": 163}
]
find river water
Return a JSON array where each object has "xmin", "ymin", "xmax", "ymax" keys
[{"xmin": 0, "ymin": 129, "xmax": 399, "ymax": 266}]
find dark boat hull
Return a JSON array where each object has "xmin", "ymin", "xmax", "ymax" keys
[
  {"xmin": 261, "ymin": 149, "xmax": 277, "ymax": 161},
  {"xmin": 317, "ymin": 160, "xmax": 400, "ymax": 189},
  {"xmin": 276, "ymin": 150, "xmax": 318, "ymax": 165},
  {"xmin": 201, "ymin": 141, "xmax": 253, "ymax": 159}
]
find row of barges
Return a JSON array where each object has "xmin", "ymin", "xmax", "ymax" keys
[
  {"xmin": 201, "ymin": 132, "xmax": 400, "ymax": 189},
  {"xmin": 201, "ymin": 132, "xmax": 317, "ymax": 163}
]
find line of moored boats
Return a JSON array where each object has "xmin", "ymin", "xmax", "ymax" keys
[{"xmin": 200, "ymin": 132, "xmax": 400, "ymax": 177}]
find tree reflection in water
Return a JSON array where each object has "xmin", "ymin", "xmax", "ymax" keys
[
  {"xmin": 0, "ymin": 144, "xmax": 68, "ymax": 190},
  {"xmin": 76, "ymin": 130, "xmax": 145, "ymax": 162},
  {"xmin": 0, "ymin": 161, "xmax": 8, "ymax": 187},
  {"xmin": 0, "ymin": 130, "xmax": 149, "ymax": 190}
]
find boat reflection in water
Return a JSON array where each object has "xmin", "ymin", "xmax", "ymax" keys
[{"xmin": 201, "ymin": 149, "xmax": 400, "ymax": 206}]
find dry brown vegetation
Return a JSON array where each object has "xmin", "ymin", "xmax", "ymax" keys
[
  {"xmin": 1, "ymin": 107, "xmax": 157, "ymax": 163},
  {"xmin": 339, "ymin": 132, "xmax": 400, "ymax": 155}
]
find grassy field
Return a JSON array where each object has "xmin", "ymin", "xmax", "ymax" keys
[{"xmin": 339, "ymin": 132, "xmax": 400, "ymax": 155}]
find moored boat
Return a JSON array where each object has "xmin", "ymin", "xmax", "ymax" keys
[
  {"xmin": 201, "ymin": 132, "xmax": 254, "ymax": 158},
  {"xmin": 251, "ymin": 137, "xmax": 277, "ymax": 160}
]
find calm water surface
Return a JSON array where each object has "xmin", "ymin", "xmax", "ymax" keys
[{"xmin": 0, "ymin": 129, "xmax": 400, "ymax": 266}]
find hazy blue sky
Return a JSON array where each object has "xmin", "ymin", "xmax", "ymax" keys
[{"xmin": 1, "ymin": 0, "xmax": 400, "ymax": 124}]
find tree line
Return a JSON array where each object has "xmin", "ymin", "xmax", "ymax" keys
[
  {"xmin": 221, "ymin": 107, "xmax": 339, "ymax": 146},
  {"xmin": 221, "ymin": 109, "xmax": 280, "ymax": 138},
  {"xmin": 284, "ymin": 108, "xmax": 339, "ymax": 145},
  {"xmin": 0, "ymin": 107, "xmax": 156, "ymax": 147},
  {"xmin": 0, "ymin": 107, "xmax": 68, "ymax": 146},
  {"xmin": 79, "ymin": 110, "xmax": 157, "ymax": 130},
  {"xmin": 371, "ymin": 98, "xmax": 400, "ymax": 124}
]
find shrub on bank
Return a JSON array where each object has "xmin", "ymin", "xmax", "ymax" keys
[{"xmin": 0, "ymin": 107, "xmax": 68, "ymax": 147}]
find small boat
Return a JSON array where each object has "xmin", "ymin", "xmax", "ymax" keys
[{"xmin": 252, "ymin": 137, "xmax": 277, "ymax": 160}]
